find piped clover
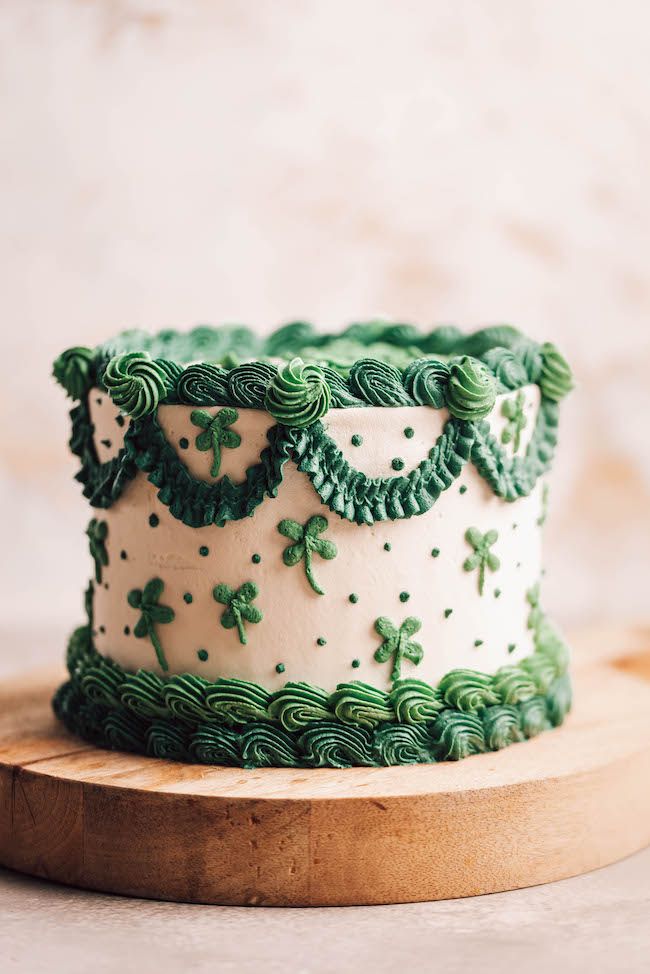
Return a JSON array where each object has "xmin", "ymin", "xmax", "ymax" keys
[
  {"xmin": 127, "ymin": 578, "xmax": 175, "ymax": 671},
  {"xmin": 86, "ymin": 518, "xmax": 108, "ymax": 584},
  {"xmin": 373, "ymin": 616, "xmax": 424, "ymax": 683},
  {"xmin": 501, "ymin": 391, "xmax": 527, "ymax": 453},
  {"xmin": 190, "ymin": 406, "xmax": 241, "ymax": 478},
  {"xmin": 277, "ymin": 516, "xmax": 337, "ymax": 595},
  {"xmin": 213, "ymin": 581, "xmax": 262, "ymax": 645},
  {"xmin": 463, "ymin": 527, "xmax": 500, "ymax": 595}
]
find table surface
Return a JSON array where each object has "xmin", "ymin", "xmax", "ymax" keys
[{"xmin": 1, "ymin": 624, "xmax": 649, "ymax": 973}]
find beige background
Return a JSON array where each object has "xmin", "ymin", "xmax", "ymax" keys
[{"xmin": 1, "ymin": 1, "xmax": 649, "ymax": 637}]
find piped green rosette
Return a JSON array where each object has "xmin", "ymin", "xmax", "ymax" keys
[
  {"xmin": 53, "ymin": 346, "xmax": 95, "ymax": 399},
  {"xmin": 103, "ymin": 351, "xmax": 179, "ymax": 420},
  {"xmin": 54, "ymin": 614, "xmax": 570, "ymax": 768},
  {"xmin": 264, "ymin": 357, "xmax": 331, "ymax": 427},
  {"xmin": 446, "ymin": 356, "xmax": 497, "ymax": 421},
  {"xmin": 539, "ymin": 343, "xmax": 574, "ymax": 401}
]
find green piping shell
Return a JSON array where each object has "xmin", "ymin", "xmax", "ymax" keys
[{"xmin": 54, "ymin": 617, "xmax": 570, "ymax": 768}]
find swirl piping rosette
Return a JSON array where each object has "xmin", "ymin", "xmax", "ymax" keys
[
  {"xmin": 103, "ymin": 351, "xmax": 175, "ymax": 419},
  {"xmin": 446, "ymin": 356, "xmax": 497, "ymax": 421},
  {"xmin": 348, "ymin": 357, "xmax": 413, "ymax": 406},
  {"xmin": 539, "ymin": 343, "xmax": 574, "ymax": 401},
  {"xmin": 53, "ymin": 346, "xmax": 95, "ymax": 399},
  {"xmin": 265, "ymin": 357, "xmax": 331, "ymax": 427},
  {"xmin": 402, "ymin": 357, "xmax": 450, "ymax": 407}
]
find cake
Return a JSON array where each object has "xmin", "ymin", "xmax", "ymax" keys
[{"xmin": 52, "ymin": 321, "xmax": 574, "ymax": 768}]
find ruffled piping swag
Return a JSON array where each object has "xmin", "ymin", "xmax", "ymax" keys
[{"xmin": 70, "ymin": 396, "xmax": 558, "ymax": 525}]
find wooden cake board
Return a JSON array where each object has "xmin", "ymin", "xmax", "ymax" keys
[{"xmin": 1, "ymin": 627, "xmax": 649, "ymax": 907}]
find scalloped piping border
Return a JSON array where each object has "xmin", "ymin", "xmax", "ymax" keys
[{"xmin": 69, "ymin": 394, "xmax": 556, "ymax": 524}]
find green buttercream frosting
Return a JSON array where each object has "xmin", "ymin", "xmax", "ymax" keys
[
  {"xmin": 482, "ymin": 704, "xmax": 525, "ymax": 750},
  {"xmin": 228, "ymin": 362, "xmax": 278, "ymax": 408},
  {"xmin": 491, "ymin": 664, "xmax": 538, "ymax": 705},
  {"xmin": 389, "ymin": 679, "xmax": 444, "ymax": 723},
  {"xmin": 103, "ymin": 351, "xmax": 173, "ymax": 419},
  {"xmin": 539, "ymin": 343, "xmax": 574, "ymax": 401},
  {"xmin": 402, "ymin": 358, "xmax": 450, "ymax": 407},
  {"xmin": 265, "ymin": 357, "xmax": 331, "ymax": 427},
  {"xmin": 241, "ymin": 724, "xmax": 301, "ymax": 768},
  {"xmin": 267, "ymin": 682, "xmax": 332, "ymax": 730},
  {"xmin": 189, "ymin": 724, "xmax": 240, "ymax": 766},
  {"xmin": 177, "ymin": 363, "xmax": 230, "ymax": 405},
  {"xmin": 298, "ymin": 721, "xmax": 375, "ymax": 768},
  {"xmin": 446, "ymin": 356, "xmax": 497, "ymax": 421},
  {"xmin": 373, "ymin": 722, "xmax": 434, "ymax": 765},
  {"xmin": 205, "ymin": 677, "xmax": 271, "ymax": 725},
  {"xmin": 53, "ymin": 346, "xmax": 95, "ymax": 399},
  {"xmin": 481, "ymin": 347, "xmax": 529, "ymax": 392},
  {"xmin": 348, "ymin": 358, "xmax": 414, "ymax": 406},
  {"xmin": 119, "ymin": 669, "xmax": 168, "ymax": 719},
  {"xmin": 162, "ymin": 674, "xmax": 213, "ymax": 723},
  {"xmin": 433, "ymin": 710, "xmax": 487, "ymax": 760},
  {"xmin": 330, "ymin": 682, "xmax": 393, "ymax": 730},
  {"xmin": 437, "ymin": 669, "xmax": 500, "ymax": 712}
]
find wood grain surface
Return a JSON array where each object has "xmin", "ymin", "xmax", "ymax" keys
[{"xmin": 1, "ymin": 627, "xmax": 649, "ymax": 906}]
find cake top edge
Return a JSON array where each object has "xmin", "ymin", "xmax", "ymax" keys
[{"xmin": 52, "ymin": 320, "xmax": 573, "ymax": 420}]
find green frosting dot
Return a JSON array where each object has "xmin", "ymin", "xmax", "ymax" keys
[
  {"xmin": 120, "ymin": 550, "xmax": 128, "ymax": 560},
  {"xmin": 197, "ymin": 649, "xmax": 209, "ymax": 662},
  {"xmin": 399, "ymin": 591, "xmax": 410, "ymax": 603},
  {"xmin": 179, "ymin": 437, "xmax": 189, "ymax": 450},
  {"xmin": 404, "ymin": 427, "xmax": 414, "ymax": 439},
  {"xmin": 494, "ymin": 588, "xmax": 501, "ymax": 599},
  {"xmin": 100, "ymin": 438, "xmax": 112, "ymax": 449},
  {"xmin": 316, "ymin": 637, "xmax": 327, "ymax": 646},
  {"xmin": 149, "ymin": 513, "xmax": 159, "ymax": 527},
  {"xmin": 459, "ymin": 485, "xmax": 467, "ymax": 495},
  {"xmin": 99, "ymin": 625, "xmax": 105, "ymax": 634},
  {"xmin": 349, "ymin": 593, "xmax": 359, "ymax": 604},
  {"xmin": 444, "ymin": 608, "xmax": 453, "ymax": 618},
  {"xmin": 351, "ymin": 659, "xmax": 361, "ymax": 669},
  {"xmin": 275, "ymin": 662, "xmax": 286, "ymax": 674},
  {"xmin": 183, "ymin": 592, "xmax": 193, "ymax": 604},
  {"xmin": 115, "ymin": 415, "xmax": 125, "ymax": 427},
  {"xmin": 512, "ymin": 522, "xmax": 518, "ymax": 530},
  {"xmin": 391, "ymin": 457, "xmax": 405, "ymax": 471},
  {"xmin": 351, "ymin": 434, "xmax": 363, "ymax": 446},
  {"xmin": 431, "ymin": 547, "xmax": 440, "ymax": 558},
  {"xmin": 251, "ymin": 553, "xmax": 261, "ymax": 564},
  {"xmin": 123, "ymin": 625, "xmax": 130, "ymax": 636},
  {"xmin": 474, "ymin": 639, "xmax": 484, "ymax": 647},
  {"xmin": 508, "ymin": 643, "xmax": 516, "ymax": 654},
  {"xmin": 199, "ymin": 545, "xmax": 209, "ymax": 557},
  {"xmin": 383, "ymin": 542, "xmax": 392, "ymax": 552}
]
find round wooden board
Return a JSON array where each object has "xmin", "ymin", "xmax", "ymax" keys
[{"xmin": 1, "ymin": 627, "xmax": 649, "ymax": 907}]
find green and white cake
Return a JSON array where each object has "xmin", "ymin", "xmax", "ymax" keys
[{"xmin": 52, "ymin": 321, "xmax": 574, "ymax": 768}]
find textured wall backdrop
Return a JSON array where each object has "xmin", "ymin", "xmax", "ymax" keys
[{"xmin": 1, "ymin": 0, "xmax": 649, "ymax": 636}]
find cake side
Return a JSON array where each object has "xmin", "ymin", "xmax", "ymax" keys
[{"xmin": 52, "ymin": 321, "xmax": 573, "ymax": 767}]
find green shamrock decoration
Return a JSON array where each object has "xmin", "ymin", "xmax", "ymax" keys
[
  {"xmin": 213, "ymin": 581, "xmax": 262, "ymax": 645},
  {"xmin": 373, "ymin": 616, "xmax": 424, "ymax": 683},
  {"xmin": 277, "ymin": 516, "xmax": 338, "ymax": 595},
  {"xmin": 501, "ymin": 391, "xmax": 527, "ymax": 453},
  {"xmin": 463, "ymin": 527, "xmax": 500, "ymax": 595},
  {"xmin": 127, "ymin": 578, "xmax": 175, "ymax": 671},
  {"xmin": 86, "ymin": 518, "xmax": 108, "ymax": 584},
  {"xmin": 526, "ymin": 583, "xmax": 543, "ymax": 634},
  {"xmin": 190, "ymin": 406, "xmax": 241, "ymax": 477}
]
